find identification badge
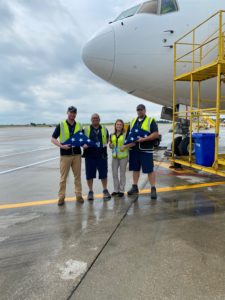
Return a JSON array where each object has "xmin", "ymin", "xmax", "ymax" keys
[
  {"xmin": 96, "ymin": 142, "xmax": 101, "ymax": 148},
  {"xmin": 112, "ymin": 147, "xmax": 118, "ymax": 155}
]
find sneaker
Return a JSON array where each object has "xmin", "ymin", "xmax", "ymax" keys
[
  {"xmin": 58, "ymin": 198, "xmax": 65, "ymax": 206},
  {"xmin": 76, "ymin": 195, "xmax": 84, "ymax": 203},
  {"xmin": 127, "ymin": 184, "xmax": 139, "ymax": 196},
  {"xmin": 118, "ymin": 192, "xmax": 124, "ymax": 197},
  {"xmin": 87, "ymin": 191, "xmax": 94, "ymax": 201},
  {"xmin": 151, "ymin": 186, "xmax": 157, "ymax": 200},
  {"xmin": 111, "ymin": 192, "xmax": 119, "ymax": 196},
  {"xmin": 103, "ymin": 189, "xmax": 111, "ymax": 201}
]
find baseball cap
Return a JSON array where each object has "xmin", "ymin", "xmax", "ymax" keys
[
  {"xmin": 67, "ymin": 106, "xmax": 77, "ymax": 113},
  {"xmin": 136, "ymin": 104, "xmax": 146, "ymax": 111}
]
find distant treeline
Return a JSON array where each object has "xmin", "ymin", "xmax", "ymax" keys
[{"xmin": 0, "ymin": 120, "xmax": 172, "ymax": 127}]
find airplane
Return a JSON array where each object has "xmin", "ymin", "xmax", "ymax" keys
[{"xmin": 82, "ymin": 0, "xmax": 225, "ymax": 155}]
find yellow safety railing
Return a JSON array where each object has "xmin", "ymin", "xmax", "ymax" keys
[
  {"xmin": 171, "ymin": 10, "xmax": 225, "ymax": 177},
  {"xmin": 174, "ymin": 10, "xmax": 225, "ymax": 78}
]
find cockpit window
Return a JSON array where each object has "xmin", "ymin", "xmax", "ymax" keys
[
  {"xmin": 138, "ymin": 1, "xmax": 158, "ymax": 15},
  {"xmin": 161, "ymin": 0, "xmax": 178, "ymax": 14},
  {"xmin": 113, "ymin": 4, "xmax": 141, "ymax": 22},
  {"xmin": 111, "ymin": 0, "xmax": 178, "ymax": 23}
]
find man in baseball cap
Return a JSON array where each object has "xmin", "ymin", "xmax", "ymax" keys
[
  {"xmin": 126, "ymin": 104, "xmax": 159, "ymax": 200},
  {"xmin": 51, "ymin": 106, "xmax": 84, "ymax": 206}
]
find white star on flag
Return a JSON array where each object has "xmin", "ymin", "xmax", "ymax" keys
[
  {"xmin": 62, "ymin": 131, "xmax": 97, "ymax": 148},
  {"xmin": 124, "ymin": 127, "xmax": 150, "ymax": 145}
]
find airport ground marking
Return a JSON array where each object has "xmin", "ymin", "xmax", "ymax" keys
[
  {"xmin": 0, "ymin": 147, "xmax": 55, "ymax": 159},
  {"xmin": 0, "ymin": 157, "xmax": 59, "ymax": 175},
  {"xmin": 1, "ymin": 181, "xmax": 225, "ymax": 210}
]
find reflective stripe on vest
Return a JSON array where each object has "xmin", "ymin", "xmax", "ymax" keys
[
  {"xmin": 84, "ymin": 125, "xmax": 107, "ymax": 146},
  {"xmin": 59, "ymin": 121, "xmax": 81, "ymax": 143},
  {"xmin": 111, "ymin": 134, "xmax": 128, "ymax": 159},
  {"xmin": 130, "ymin": 116, "xmax": 154, "ymax": 132}
]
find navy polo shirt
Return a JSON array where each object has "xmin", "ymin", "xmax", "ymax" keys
[
  {"xmin": 52, "ymin": 121, "xmax": 81, "ymax": 156},
  {"xmin": 83, "ymin": 125, "xmax": 109, "ymax": 158}
]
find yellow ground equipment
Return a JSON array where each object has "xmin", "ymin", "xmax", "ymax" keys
[{"xmin": 171, "ymin": 11, "xmax": 225, "ymax": 176}]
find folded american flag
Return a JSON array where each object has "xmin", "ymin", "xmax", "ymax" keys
[
  {"xmin": 62, "ymin": 131, "xmax": 97, "ymax": 147},
  {"xmin": 124, "ymin": 128, "xmax": 150, "ymax": 145}
]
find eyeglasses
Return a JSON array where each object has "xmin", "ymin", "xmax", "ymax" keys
[{"xmin": 137, "ymin": 109, "xmax": 144, "ymax": 111}]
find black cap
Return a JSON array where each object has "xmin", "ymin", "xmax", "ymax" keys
[
  {"xmin": 136, "ymin": 104, "xmax": 146, "ymax": 110},
  {"xmin": 67, "ymin": 106, "xmax": 77, "ymax": 113}
]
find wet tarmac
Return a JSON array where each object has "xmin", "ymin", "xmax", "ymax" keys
[{"xmin": 1, "ymin": 127, "xmax": 225, "ymax": 300}]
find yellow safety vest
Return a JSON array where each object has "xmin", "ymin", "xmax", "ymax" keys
[
  {"xmin": 84, "ymin": 125, "xmax": 107, "ymax": 146},
  {"xmin": 130, "ymin": 115, "xmax": 155, "ymax": 132},
  {"xmin": 111, "ymin": 134, "xmax": 128, "ymax": 159},
  {"xmin": 59, "ymin": 120, "xmax": 82, "ymax": 143}
]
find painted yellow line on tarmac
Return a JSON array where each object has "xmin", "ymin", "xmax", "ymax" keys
[
  {"xmin": 1, "ymin": 181, "xmax": 225, "ymax": 210},
  {"xmin": 140, "ymin": 181, "xmax": 225, "ymax": 194}
]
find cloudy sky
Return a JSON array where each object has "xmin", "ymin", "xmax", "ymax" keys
[{"xmin": 0, "ymin": 0, "xmax": 161, "ymax": 125}]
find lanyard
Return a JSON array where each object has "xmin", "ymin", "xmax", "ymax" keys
[{"xmin": 94, "ymin": 128, "xmax": 100, "ymax": 142}]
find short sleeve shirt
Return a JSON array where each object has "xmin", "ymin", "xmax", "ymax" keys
[
  {"xmin": 126, "ymin": 116, "xmax": 158, "ymax": 152},
  {"xmin": 52, "ymin": 120, "xmax": 81, "ymax": 156}
]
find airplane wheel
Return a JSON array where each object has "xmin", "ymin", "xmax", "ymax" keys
[
  {"xmin": 178, "ymin": 137, "xmax": 195, "ymax": 156},
  {"xmin": 172, "ymin": 136, "xmax": 182, "ymax": 155}
]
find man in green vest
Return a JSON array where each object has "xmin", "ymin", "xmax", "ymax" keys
[
  {"xmin": 83, "ymin": 113, "xmax": 111, "ymax": 201},
  {"xmin": 126, "ymin": 104, "xmax": 159, "ymax": 199},
  {"xmin": 51, "ymin": 106, "xmax": 84, "ymax": 206}
]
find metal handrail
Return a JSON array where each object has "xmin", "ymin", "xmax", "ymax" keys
[
  {"xmin": 176, "ymin": 10, "xmax": 224, "ymax": 43},
  {"xmin": 175, "ymin": 11, "xmax": 225, "ymax": 74}
]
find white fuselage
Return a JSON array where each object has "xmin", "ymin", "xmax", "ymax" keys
[{"xmin": 82, "ymin": 0, "xmax": 225, "ymax": 109}]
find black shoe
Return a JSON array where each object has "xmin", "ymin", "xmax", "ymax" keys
[
  {"xmin": 127, "ymin": 185, "xmax": 139, "ymax": 196},
  {"xmin": 111, "ymin": 192, "xmax": 119, "ymax": 196},
  {"xmin": 58, "ymin": 198, "xmax": 65, "ymax": 206},
  {"xmin": 151, "ymin": 186, "xmax": 157, "ymax": 200},
  {"xmin": 118, "ymin": 192, "xmax": 124, "ymax": 197},
  {"xmin": 103, "ymin": 189, "xmax": 111, "ymax": 201},
  {"xmin": 88, "ymin": 191, "xmax": 94, "ymax": 201}
]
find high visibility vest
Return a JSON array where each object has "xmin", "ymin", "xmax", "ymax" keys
[
  {"xmin": 130, "ymin": 115, "xmax": 155, "ymax": 132},
  {"xmin": 59, "ymin": 120, "xmax": 82, "ymax": 143},
  {"xmin": 84, "ymin": 125, "xmax": 107, "ymax": 146},
  {"xmin": 111, "ymin": 133, "xmax": 128, "ymax": 159}
]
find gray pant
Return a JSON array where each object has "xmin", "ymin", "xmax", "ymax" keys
[{"xmin": 112, "ymin": 157, "xmax": 128, "ymax": 192}]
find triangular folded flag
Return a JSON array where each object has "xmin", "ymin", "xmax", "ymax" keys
[
  {"xmin": 124, "ymin": 128, "xmax": 150, "ymax": 145},
  {"xmin": 62, "ymin": 131, "xmax": 97, "ymax": 147}
]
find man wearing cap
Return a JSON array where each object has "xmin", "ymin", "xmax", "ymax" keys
[
  {"xmin": 51, "ymin": 106, "xmax": 84, "ymax": 206},
  {"xmin": 83, "ymin": 113, "xmax": 111, "ymax": 201},
  {"xmin": 125, "ymin": 104, "xmax": 159, "ymax": 199}
]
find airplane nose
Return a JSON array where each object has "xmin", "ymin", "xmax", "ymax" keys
[{"xmin": 82, "ymin": 28, "xmax": 115, "ymax": 81}]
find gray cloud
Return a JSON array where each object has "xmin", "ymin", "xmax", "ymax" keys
[{"xmin": 0, "ymin": 0, "xmax": 161, "ymax": 124}]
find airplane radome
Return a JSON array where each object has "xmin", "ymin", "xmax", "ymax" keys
[{"xmin": 82, "ymin": 0, "xmax": 225, "ymax": 111}]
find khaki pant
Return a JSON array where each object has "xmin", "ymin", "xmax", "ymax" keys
[
  {"xmin": 58, "ymin": 155, "xmax": 82, "ymax": 200},
  {"xmin": 112, "ymin": 157, "xmax": 128, "ymax": 192}
]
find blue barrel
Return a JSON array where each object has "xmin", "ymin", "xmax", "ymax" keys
[{"xmin": 192, "ymin": 133, "xmax": 215, "ymax": 167}]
